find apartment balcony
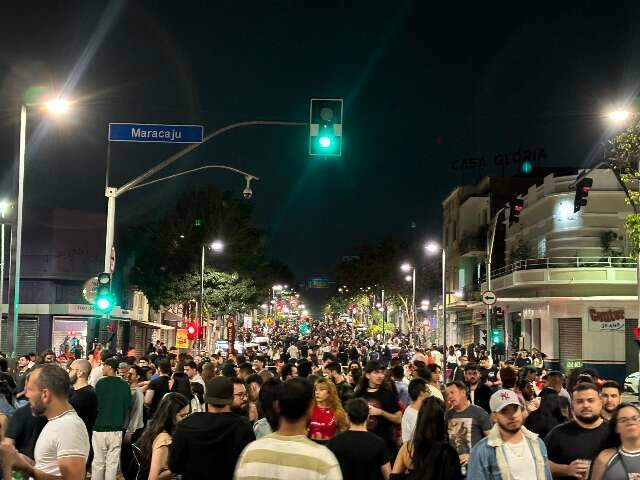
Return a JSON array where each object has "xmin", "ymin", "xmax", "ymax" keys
[
  {"xmin": 481, "ymin": 256, "xmax": 637, "ymax": 296},
  {"xmin": 459, "ymin": 233, "xmax": 486, "ymax": 258}
]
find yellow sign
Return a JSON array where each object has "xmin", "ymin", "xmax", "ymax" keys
[
  {"xmin": 266, "ymin": 317, "xmax": 274, "ymax": 326},
  {"xmin": 175, "ymin": 329, "xmax": 189, "ymax": 349}
]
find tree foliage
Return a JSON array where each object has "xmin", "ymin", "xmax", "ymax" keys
[
  {"xmin": 609, "ymin": 122, "xmax": 640, "ymax": 258},
  {"xmin": 324, "ymin": 236, "xmax": 441, "ymax": 336},
  {"xmin": 124, "ymin": 186, "xmax": 293, "ymax": 309}
]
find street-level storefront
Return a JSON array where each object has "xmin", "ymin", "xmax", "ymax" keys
[
  {"xmin": 1, "ymin": 303, "xmax": 132, "ymax": 356},
  {"xmin": 470, "ymin": 297, "xmax": 637, "ymax": 385},
  {"xmin": 131, "ymin": 320, "xmax": 175, "ymax": 356}
]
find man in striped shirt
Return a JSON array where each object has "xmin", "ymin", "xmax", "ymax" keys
[{"xmin": 234, "ymin": 377, "xmax": 342, "ymax": 480}]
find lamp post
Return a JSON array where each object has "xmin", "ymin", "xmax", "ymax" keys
[
  {"xmin": 201, "ymin": 240, "xmax": 224, "ymax": 350},
  {"xmin": 271, "ymin": 284, "xmax": 283, "ymax": 317},
  {"xmin": 0, "ymin": 201, "xmax": 8, "ymax": 348},
  {"xmin": 401, "ymin": 263, "xmax": 416, "ymax": 343},
  {"xmin": 8, "ymin": 99, "xmax": 70, "ymax": 356},
  {"xmin": 425, "ymin": 242, "xmax": 447, "ymax": 348},
  {"xmin": 607, "ymin": 109, "xmax": 640, "ymax": 339}
]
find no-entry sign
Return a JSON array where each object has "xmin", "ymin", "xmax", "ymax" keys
[{"xmin": 481, "ymin": 290, "xmax": 497, "ymax": 305}]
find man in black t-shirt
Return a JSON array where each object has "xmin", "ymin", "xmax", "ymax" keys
[
  {"xmin": 329, "ymin": 398, "xmax": 390, "ymax": 480},
  {"xmin": 68, "ymin": 359, "xmax": 98, "ymax": 438},
  {"xmin": 4, "ymin": 403, "xmax": 47, "ymax": 460},
  {"xmin": 356, "ymin": 360, "xmax": 401, "ymax": 458},
  {"xmin": 545, "ymin": 382, "xmax": 609, "ymax": 480},
  {"xmin": 145, "ymin": 359, "xmax": 171, "ymax": 418}
]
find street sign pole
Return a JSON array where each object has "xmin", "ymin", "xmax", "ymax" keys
[{"xmin": 486, "ymin": 206, "xmax": 506, "ymax": 353}]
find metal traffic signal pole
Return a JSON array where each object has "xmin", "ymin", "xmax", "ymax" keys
[
  {"xmin": 103, "ymin": 120, "xmax": 304, "ymax": 279},
  {"xmin": 486, "ymin": 207, "xmax": 506, "ymax": 353}
]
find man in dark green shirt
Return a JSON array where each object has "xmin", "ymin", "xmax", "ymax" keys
[{"xmin": 92, "ymin": 357, "xmax": 131, "ymax": 480}]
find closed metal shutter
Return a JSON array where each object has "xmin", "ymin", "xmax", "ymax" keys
[
  {"xmin": 559, "ymin": 318, "xmax": 582, "ymax": 368},
  {"xmin": 625, "ymin": 318, "xmax": 638, "ymax": 376},
  {"xmin": 1, "ymin": 317, "xmax": 38, "ymax": 355},
  {"xmin": 134, "ymin": 326, "xmax": 146, "ymax": 356},
  {"xmin": 462, "ymin": 325, "xmax": 473, "ymax": 346}
]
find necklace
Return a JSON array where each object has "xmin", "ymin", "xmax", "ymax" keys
[{"xmin": 504, "ymin": 439, "xmax": 526, "ymax": 458}]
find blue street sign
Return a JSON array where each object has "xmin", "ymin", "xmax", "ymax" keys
[{"xmin": 108, "ymin": 123, "xmax": 203, "ymax": 143}]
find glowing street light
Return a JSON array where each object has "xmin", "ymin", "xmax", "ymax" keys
[
  {"xmin": 44, "ymin": 98, "xmax": 71, "ymax": 115},
  {"xmin": 211, "ymin": 239, "xmax": 225, "ymax": 253},
  {"xmin": 400, "ymin": 262, "xmax": 412, "ymax": 273},
  {"xmin": 425, "ymin": 242, "xmax": 439, "ymax": 254},
  {"xmin": 608, "ymin": 110, "xmax": 632, "ymax": 123},
  {"xmin": 425, "ymin": 241, "xmax": 447, "ymax": 347},
  {"xmin": 404, "ymin": 274, "xmax": 412, "ymax": 282}
]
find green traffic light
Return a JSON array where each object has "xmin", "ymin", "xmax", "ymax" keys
[
  {"xmin": 319, "ymin": 136, "xmax": 332, "ymax": 148},
  {"xmin": 96, "ymin": 295, "xmax": 114, "ymax": 313}
]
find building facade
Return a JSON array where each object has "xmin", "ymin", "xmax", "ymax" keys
[
  {"xmin": 441, "ymin": 174, "xmax": 552, "ymax": 347},
  {"xmin": 468, "ymin": 169, "xmax": 637, "ymax": 384}
]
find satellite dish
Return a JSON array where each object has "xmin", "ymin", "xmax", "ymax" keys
[{"xmin": 82, "ymin": 276, "xmax": 99, "ymax": 304}]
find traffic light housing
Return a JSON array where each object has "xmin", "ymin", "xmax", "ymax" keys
[
  {"xmin": 508, "ymin": 198, "xmax": 524, "ymax": 225},
  {"xmin": 185, "ymin": 322, "xmax": 198, "ymax": 340},
  {"xmin": 491, "ymin": 328, "xmax": 504, "ymax": 345},
  {"xmin": 574, "ymin": 177, "xmax": 593, "ymax": 213},
  {"xmin": 309, "ymin": 98, "xmax": 343, "ymax": 156},
  {"xmin": 95, "ymin": 272, "xmax": 114, "ymax": 314}
]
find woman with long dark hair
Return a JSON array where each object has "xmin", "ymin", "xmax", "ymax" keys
[
  {"xmin": 591, "ymin": 403, "xmax": 640, "ymax": 479},
  {"xmin": 136, "ymin": 392, "xmax": 190, "ymax": 480},
  {"xmin": 391, "ymin": 396, "xmax": 461, "ymax": 479},
  {"xmin": 524, "ymin": 392, "xmax": 566, "ymax": 439},
  {"xmin": 253, "ymin": 378, "xmax": 282, "ymax": 438},
  {"xmin": 170, "ymin": 373, "xmax": 193, "ymax": 402}
]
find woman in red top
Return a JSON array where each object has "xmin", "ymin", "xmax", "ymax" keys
[{"xmin": 309, "ymin": 377, "xmax": 348, "ymax": 443}]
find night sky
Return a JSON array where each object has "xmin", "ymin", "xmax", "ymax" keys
[{"xmin": 1, "ymin": 2, "xmax": 640, "ymax": 282}]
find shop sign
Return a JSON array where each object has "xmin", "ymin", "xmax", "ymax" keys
[
  {"xmin": 175, "ymin": 329, "xmax": 189, "ymax": 349},
  {"xmin": 588, "ymin": 308, "xmax": 625, "ymax": 331},
  {"xmin": 564, "ymin": 359, "xmax": 583, "ymax": 370},
  {"xmin": 226, "ymin": 318, "xmax": 236, "ymax": 353}
]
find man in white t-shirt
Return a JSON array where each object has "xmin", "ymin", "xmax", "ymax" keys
[
  {"xmin": 467, "ymin": 389, "xmax": 552, "ymax": 479},
  {"xmin": 401, "ymin": 378, "xmax": 429, "ymax": 442},
  {"xmin": 0, "ymin": 364, "xmax": 90, "ymax": 479}
]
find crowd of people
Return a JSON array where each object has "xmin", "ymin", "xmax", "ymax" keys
[{"xmin": 0, "ymin": 318, "xmax": 635, "ymax": 479}]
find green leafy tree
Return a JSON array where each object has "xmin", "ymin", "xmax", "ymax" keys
[
  {"xmin": 609, "ymin": 123, "xmax": 640, "ymax": 258},
  {"xmin": 124, "ymin": 185, "xmax": 293, "ymax": 309}
]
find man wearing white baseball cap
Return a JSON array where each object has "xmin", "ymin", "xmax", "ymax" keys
[{"xmin": 467, "ymin": 389, "xmax": 552, "ymax": 480}]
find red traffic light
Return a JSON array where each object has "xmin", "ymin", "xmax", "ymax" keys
[{"xmin": 185, "ymin": 322, "xmax": 198, "ymax": 340}]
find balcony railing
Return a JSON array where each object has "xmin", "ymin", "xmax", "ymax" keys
[{"xmin": 485, "ymin": 256, "xmax": 636, "ymax": 281}]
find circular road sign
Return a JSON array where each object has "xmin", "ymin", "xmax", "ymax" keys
[{"xmin": 481, "ymin": 290, "xmax": 497, "ymax": 306}]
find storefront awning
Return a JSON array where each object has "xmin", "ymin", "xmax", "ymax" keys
[{"xmin": 132, "ymin": 320, "xmax": 175, "ymax": 330}]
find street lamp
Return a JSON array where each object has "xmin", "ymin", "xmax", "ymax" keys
[
  {"xmin": 9, "ymin": 98, "xmax": 71, "ymax": 356},
  {"xmin": 608, "ymin": 110, "xmax": 632, "ymax": 122},
  {"xmin": 44, "ymin": 98, "xmax": 71, "ymax": 115},
  {"xmin": 211, "ymin": 239, "xmax": 224, "ymax": 253},
  {"xmin": 425, "ymin": 241, "xmax": 447, "ymax": 348},
  {"xmin": 0, "ymin": 200, "xmax": 9, "ymax": 346},
  {"xmin": 201, "ymin": 240, "xmax": 224, "ymax": 349},
  {"xmin": 400, "ymin": 263, "xmax": 416, "ymax": 343}
]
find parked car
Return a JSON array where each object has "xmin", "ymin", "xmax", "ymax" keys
[{"xmin": 625, "ymin": 371, "xmax": 640, "ymax": 394}]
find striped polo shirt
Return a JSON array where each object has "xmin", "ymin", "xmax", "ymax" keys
[{"xmin": 234, "ymin": 433, "xmax": 342, "ymax": 480}]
